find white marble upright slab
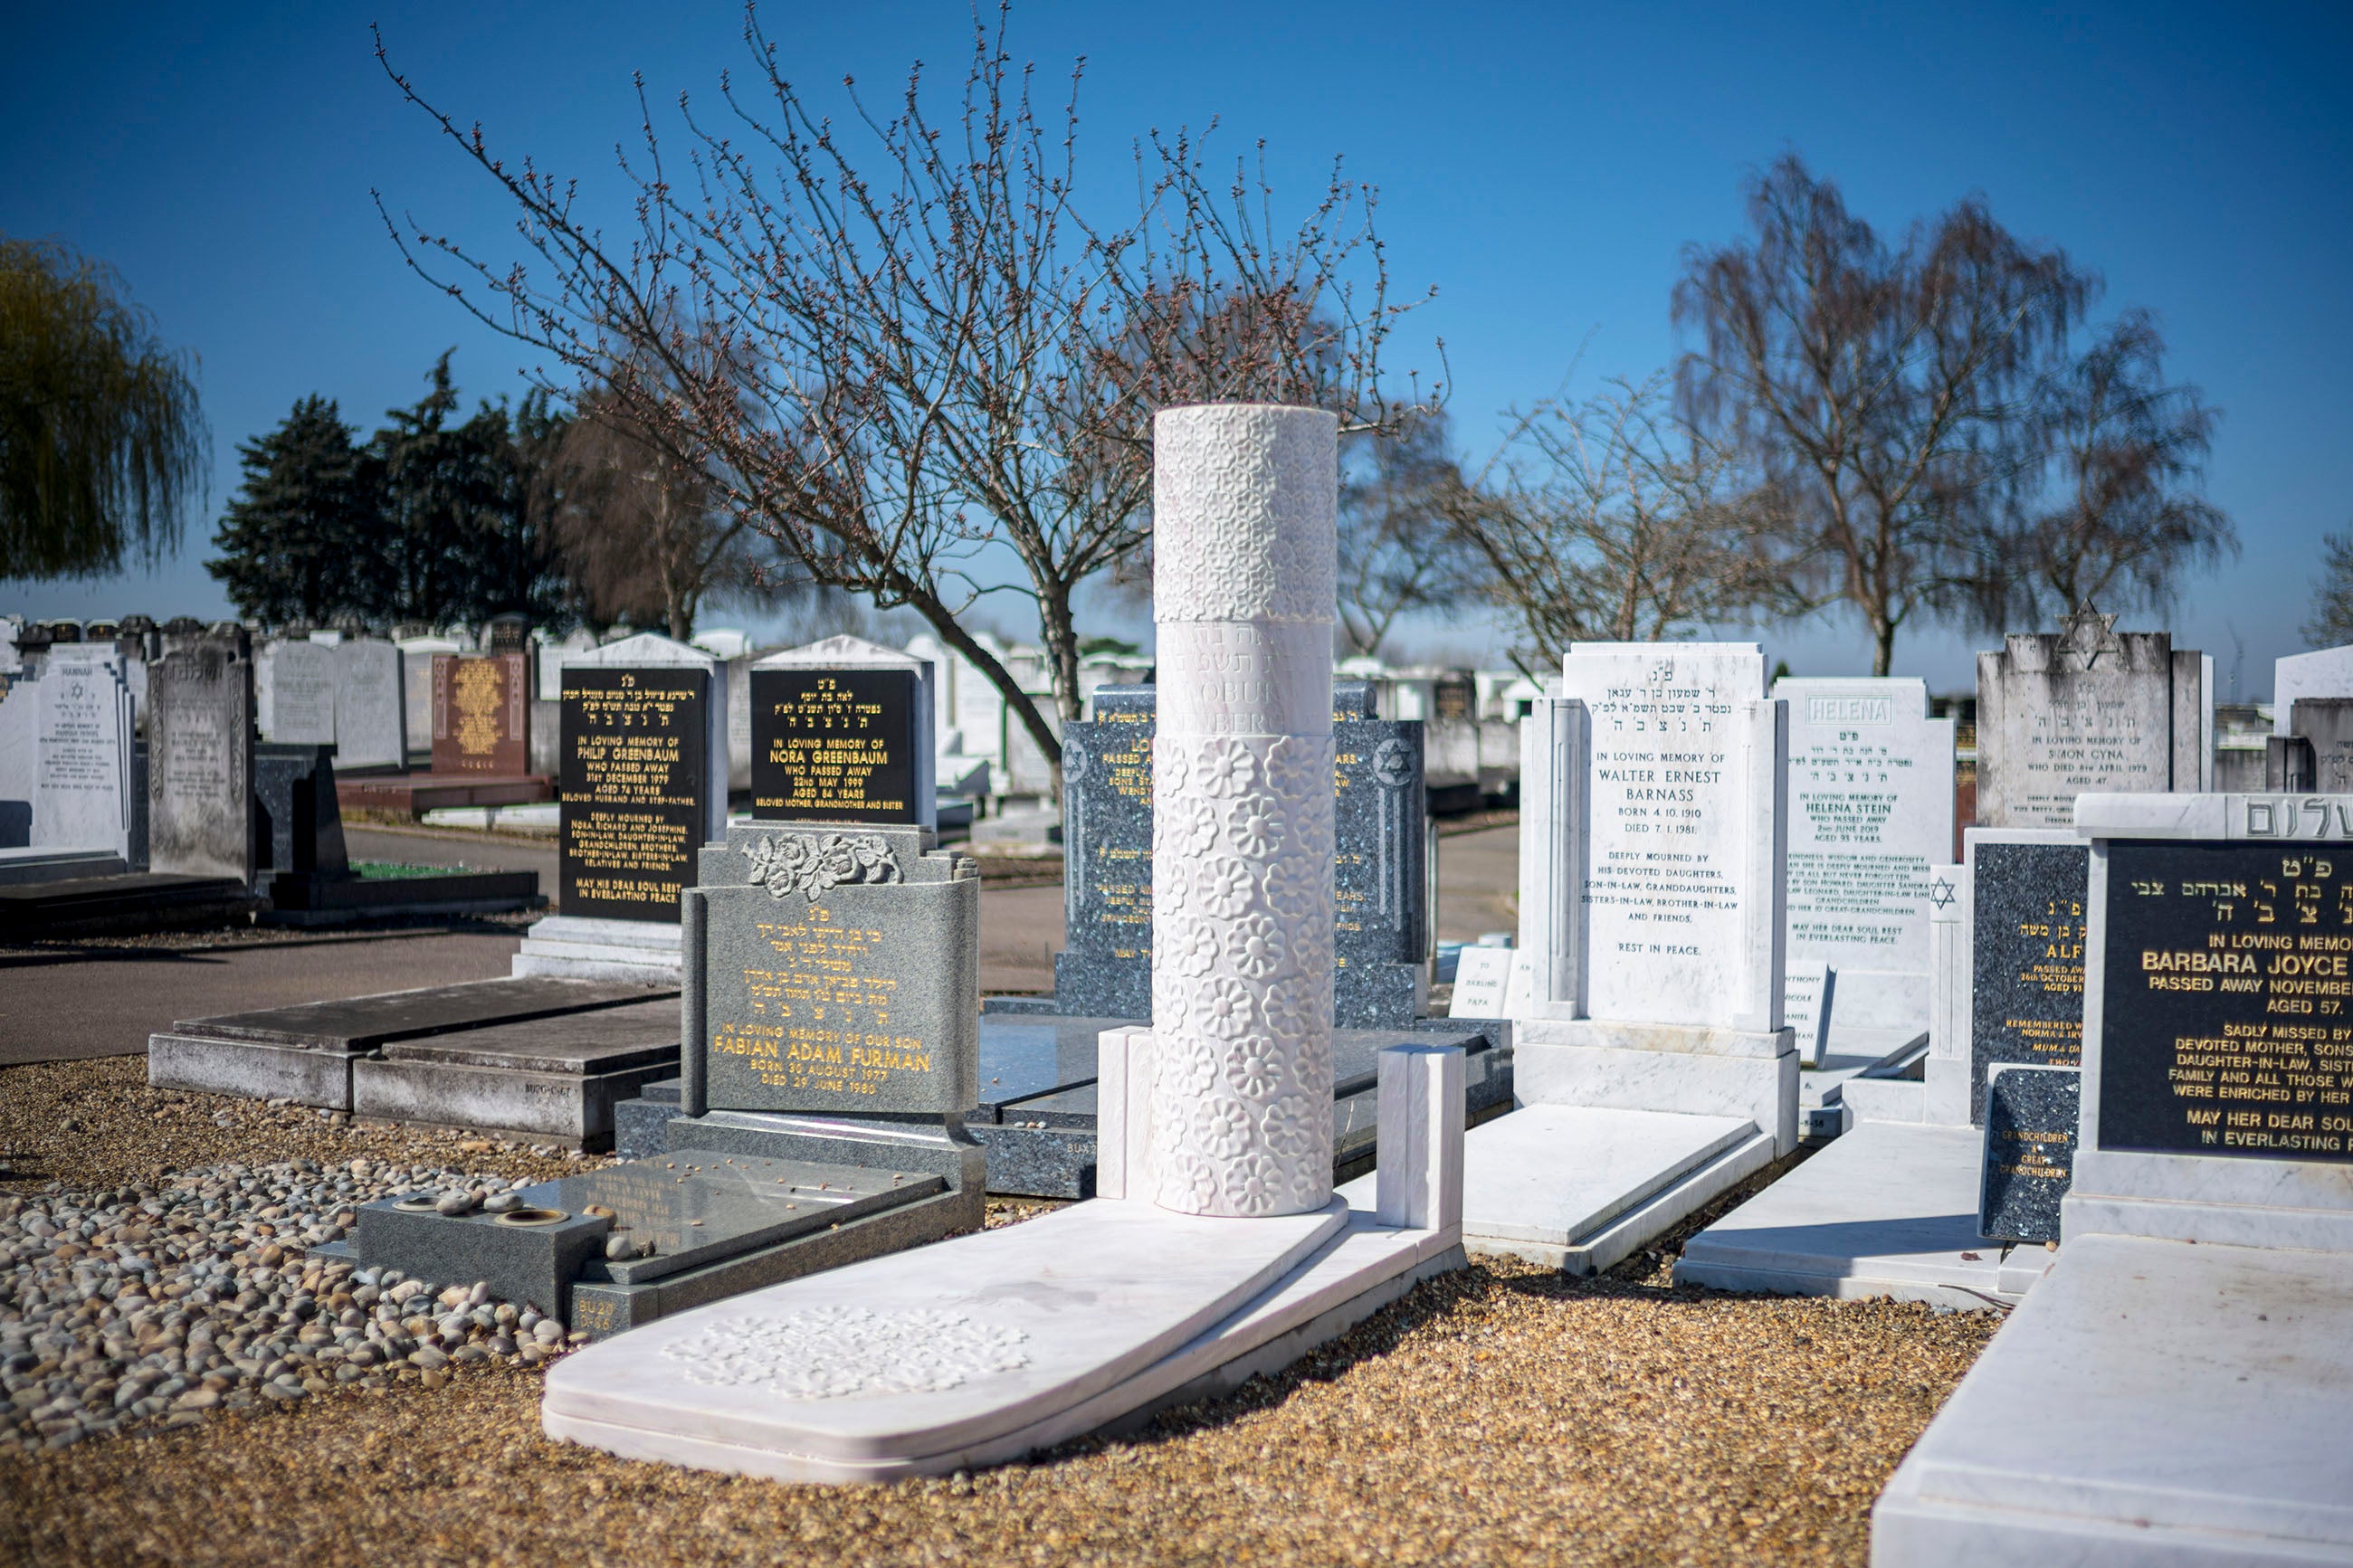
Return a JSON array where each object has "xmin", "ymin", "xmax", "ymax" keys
[
  {"xmin": 1784, "ymin": 959, "xmax": 1834, "ymax": 1069},
  {"xmin": 2272, "ymin": 643, "xmax": 2353, "ymax": 736},
  {"xmin": 0, "ymin": 673, "xmax": 36, "ymax": 848},
  {"xmin": 1975, "ymin": 609, "xmax": 2202, "ymax": 829},
  {"xmin": 33, "ymin": 649, "xmax": 133, "ymax": 860},
  {"xmin": 260, "ymin": 639, "xmax": 337, "ymax": 746},
  {"xmin": 1773, "ymin": 677, "xmax": 1952, "ymax": 1031},
  {"xmin": 333, "ymin": 640, "xmax": 406, "ymax": 770}
]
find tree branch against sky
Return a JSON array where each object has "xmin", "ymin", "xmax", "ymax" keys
[
  {"xmin": 0, "ymin": 236, "xmax": 207, "ymax": 584},
  {"xmin": 371, "ymin": 3, "xmax": 1437, "ymax": 773}
]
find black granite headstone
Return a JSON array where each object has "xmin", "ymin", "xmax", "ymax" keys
[
  {"xmin": 253, "ymin": 742, "xmax": 348, "ymax": 895},
  {"xmin": 558, "ymin": 667, "xmax": 710, "ymax": 923},
  {"xmin": 748, "ymin": 667, "xmax": 922, "ymax": 824},
  {"xmin": 1054, "ymin": 688, "xmax": 1155, "ymax": 1019},
  {"xmin": 1979, "ymin": 1064, "xmax": 2079, "ymax": 1243},
  {"xmin": 2097, "ymin": 838, "xmax": 2353, "ymax": 1164},
  {"xmin": 1970, "ymin": 840, "xmax": 2090, "ymax": 1125}
]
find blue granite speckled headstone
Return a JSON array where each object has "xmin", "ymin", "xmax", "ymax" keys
[
  {"xmin": 1979, "ymin": 1063, "xmax": 2078, "ymax": 1244},
  {"xmin": 1332, "ymin": 698, "xmax": 1427, "ymax": 1028},
  {"xmin": 1053, "ymin": 688, "xmax": 1155, "ymax": 1019},
  {"xmin": 1968, "ymin": 838, "xmax": 2089, "ymax": 1126}
]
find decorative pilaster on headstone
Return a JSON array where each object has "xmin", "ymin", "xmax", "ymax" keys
[{"xmin": 1148, "ymin": 404, "xmax": 1339, "ymax": 1219}]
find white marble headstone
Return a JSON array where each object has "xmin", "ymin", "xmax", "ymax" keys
[
  {"xmin": 1774, "ymin": 677, "xmax": 1955, "ymax": 1031},
  {"xmin": 332, "ymin": 640, "xmax": 405, "ymax": 770},
  {"xmin": 0, "ymin": 674, "xmax": 36, "ymax": 847},
  {"xmin": 1976, "ymin": 610, "xmax": 2201, "ymax": 829},
  {"xmin": 33, "ymin": 649, "xmax": 134, "ymax": 859},
  {"xmin": 2274, "ymin": 644, "xmax": 2353, "ymax": 736},
  {"xmin": 1783, "ymin": 959, "xmax": 1835, "ymax": 1069},
  {"xmin": 261, "ymin": 639, "xmax": 337, "ymax": 746}
]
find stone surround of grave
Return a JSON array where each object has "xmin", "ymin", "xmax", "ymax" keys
[
  {"xmin": 1677, "ymin": 833, "xmax": 2079, "ymax": 1308},
  {"xmin": 1873, "ymin": 792, "xmax": 2353, "ymax": 1564},
  {"xmin": 1474, "ymin": 641, "xmax": 1796, "ymax": 1275},
  {"xmin": 1974, "ymin": 607, "xmax": 2203, "ymax": 829},
  {"xmin": 511, "ymin": 634, "xmax": 729, "ymax": 984},
  {"xmin": 149, "ymin": 976, "xmax": 674, "ymax": 1114},
  {"xmin": 542, "ymin": 404, "xmax": 1469, "ymax": 1476},
  {"xmin": 349, "ymin": 996, "xmax": 684, "ymax": 1147}
]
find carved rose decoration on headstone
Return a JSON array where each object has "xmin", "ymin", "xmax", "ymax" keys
[{"xmin": 743, "ymin": 832, "xmax": 902, "ymax": 902}]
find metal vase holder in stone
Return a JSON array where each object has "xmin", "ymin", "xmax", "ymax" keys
[
  {"xmin": 1470, "ymin": 641, "xmax": 1796, "ymax": 1275},
  {"xmin": 540, "ymin": 404, "xmax": 1466, "ymax": 1481}
]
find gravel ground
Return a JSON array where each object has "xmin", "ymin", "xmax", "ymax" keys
[{"xmin": 0, "ymin": 1057, "xmax": 1996, "ymax": 1566}]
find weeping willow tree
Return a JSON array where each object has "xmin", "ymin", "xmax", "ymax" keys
[{"xmin": 0, "ymin": 236, "xmax": 208, "ymax": 581}]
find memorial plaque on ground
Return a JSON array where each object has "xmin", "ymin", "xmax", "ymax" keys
[
  {"xmin": 263, "ymin": 639, "xmax": 337, "ymax": 746},
  {"xmin": 1975, "ymin": 608, "xmax": 2201, "ymax": 829},
  {"xmin": 431, "ymin": 652, "xmax": 529, "ymax": 775},
  {"xmin": 1774, "ymin": 677, "xmax": 1953, "ymax": 1030},
  {"xmin": 148, "ymin": 634, "xmax": 254, "ymax": 881},
  {"xmin": 1055, "ymin": 688, "xmax": 1155, "ymax": 1019},
  {"xmin": 2096, "ymin": 836, "xmax": 2353, "ymax": 1164},
  {"xmin": 691, "ymin": 824, "xmax": 978, "ymax": 1115},
  {"xmin": 1448, "ymin": 946, "xmax": 1512, "ymax": 1018},
  {"xmin": 559, "ymin": 668, "xmax": 710, "ymax": 923},
  {"xmin": 750, "ymin": 668, "xmax": 920, "ymax": 823},
  {"xmin": 1333, "ymin": 708, "xmax": 1428, "ymax": 1027},
  {"xmin": 1969, "ymin": 834, "xmax": 2089, "ymax": 1124},
  {"xmin": 1979, "ymin": 1064, "xmax": 2079, "ymax": 1243}
]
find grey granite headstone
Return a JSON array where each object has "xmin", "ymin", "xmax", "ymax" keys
[
  {"xmin": 1968, "ymin": 837, "xmax": 2090, "ymax": 1126},
  {"xmin": 2282, "ymin": 698, "xmax": 2353, "ymax": 794},
  {"xmin": 1975, "ymin": 608, "xmax": 2202, "ymax": 829},
  {"xmin": 1333, "ymin": 709, "xmax": 1428, "ymax": 1027},
  {"xmin": 1978, "ymin": 1063, "xmax": 2078, "ymax": 1244},
  {"xmin": 148, "ymin": 632, "xmax": 255, "ymax": 881},
  {"xmin": 1054, "ymin": 688, "xmax": 1156, "ymax": 1019},
  {"xmin": 685, "ymin": 822, "xmax": 979, "ymax": 1117},
  {"xmin": 262, "ymin": 639, "xmax": 338, "ymax": 746},
  {"xmin": 334, "ymin": 639, "xmax": 406, "ymax": 770},
  {"xmin": 33, "ymin": 647, "xmax": 134, "ymax": 860}
]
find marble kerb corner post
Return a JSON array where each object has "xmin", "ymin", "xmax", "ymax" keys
[
  {"xmin": 1874, "ymin": 791, "xmax": 2353, "ymax": 1564},
  {"xmin": 541, "ymin": 404, "xmax": 1466, "ymax": 1480},
  {"xmin": 1488, "ymin": 641, "xmax": 1794, "ymax": 1274},
  {"xmin": 512, "ymin": 633, "xmax": 728, "ymax": 985}
]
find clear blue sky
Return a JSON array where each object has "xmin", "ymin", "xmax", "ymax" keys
[{"xmin": 5, "ymin": 2, "xmax": 2344, "ymax": 698}]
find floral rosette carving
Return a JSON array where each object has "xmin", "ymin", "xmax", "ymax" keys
[{"xmin": 743, "ymin": 832, "xmax": 902, "ymax": 902}]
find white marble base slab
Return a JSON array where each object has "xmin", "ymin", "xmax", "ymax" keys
[
  {"xmin": 1421, "ymin": 1106, "xmax": 1776, "ymax": 1275},
  {"xmin": 1875, "ymin": 1233, "xmax": 2353, "ymax": 1564},
  {"xmin": 512, "ymin": 916, "xmax": 684, "ymax": 984},
  {"xmin": 1674, "ymin": 1121, "xmax": 2051, "ymax": 1309},
  {"xmin": 544, "ymin": 1196, "xmax": 1348, "ymax": 1474}
]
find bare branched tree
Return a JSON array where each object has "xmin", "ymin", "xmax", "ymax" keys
[
  {"xmin": 373, "ymin": 5, "xmax": 1434, "ymax": 778},
  {"xmin": 1333, "ymin": 410, "xmax": 1477, "ymax": 658},
  {"xmin": 1674, "ymin": 155, "xmax": 2091, "ymax": 675},
  {"xmin": 1977, "ymin": 309, "xmax": 2235, "ymax": 624},
  {"xmin": 1443, "ymin": 372, "xmax": 1794, "ymax": 671}
]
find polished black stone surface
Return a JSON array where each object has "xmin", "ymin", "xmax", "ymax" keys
[
  {"xmin": 1969, "ymin": 840, "xmax": 2090, "ymax": 1125},
  {"xmin": 2096, "ymin": 838, "xmax": 2353, "ymax": 1164},
  {"xmin": 748, "ymin": 666, "xmax": 921, "ymax": 825},
  {"xmin": 558, "ymin": 665, "xmax": 709, "ymax": 923},
  {"xmin": 1978, "ymin": 1064, "xmax": 2078, "ymax": 1243},
  {"xmin": 175, "ymin": 977, "xmax": 672, "ymax": 1051}
]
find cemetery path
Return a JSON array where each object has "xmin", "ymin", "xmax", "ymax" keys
[
  {"xmin": 978, "ymin": 882, "xmax": 1067, "ymax": 995},
  {"xmin": 1438, "ymin": 822, "xmax": 1519, "ymax": 942},
  {"xmin": 0, "ymin": 930, "xmax": 521, "ymax": 1065}
]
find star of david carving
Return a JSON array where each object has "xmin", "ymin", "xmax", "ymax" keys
[
  {"xmin": 2056, "ymin": 605, "xmax": 2124, "ymax": 670},
  {"xmin": 1929, "ymin": 876, "xmax": 1958, "ymax": 909}
]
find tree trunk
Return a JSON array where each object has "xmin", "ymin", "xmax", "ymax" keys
[
  {"xmin": 1872, "ymin": 616, "xmax": 1897, "ymax": 678},
  {"xmin": 889, "ymin": 573, "xmax": 1067, "ymax": 802}
]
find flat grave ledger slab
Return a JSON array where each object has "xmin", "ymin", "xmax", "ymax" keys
[
  {"xmin": 1967, "ymin": 832, "xmax": 2088, "ymax": 1125},
  {"xmin": 33, "ymin": 647, "xmax": 134, "ymax": 860},
  {"xmin": 1055, "ymin": 694, "xmax": 1154, "ymax": 1021},
  {"xmin": 559, "ymin": 666, "xmax": 710, "ymax": 924},
  {"xmin": 1773, "ymin": 677, "xmax": 1953, "ymax": 1031},
  {"xmin": 147, "ymin": 636, "xmax": 254, "ymax": 883},
  {"xmin": 432, "ymin": 651, "xmax": 530, "ymax": 776},
  {"xmin": 334, "ymin": 639, "xmax": 406, "ymax": 770},
  {"xmin": 352, "ymin": 996, "xmax": 684, "ymax": 1146},
  {"xmin": 1974, "ymin": 607, "xmax": 2201, "ymax": 829},
  {"xmin": 749, "ymin": 666, "xmax": 924, "ymax": 826},
  {"xmin": 1978, "ymin": 1064, "xmax": 2077, "ymax": 1244},
  {"xmin": 262, "ymin": 639, "xmax": 337, "ymax": 746},
  {"xmin": 690, "ymin": 822, "xmax": 978, "ymax": 1118}
]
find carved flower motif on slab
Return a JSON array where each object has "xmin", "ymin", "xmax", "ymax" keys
[
  {"xmin": 1262, "ymin": 852, "xmax": 1326, "ymax": 921},
  {"xmin": 1159, "ymin": 1146, "xmax": 1220, "ymax": 1210},
  {"xmin": 1193, "ymin": 1097, "xmax": 1254, "ymax": 1160},
  {"xmin": 1225, "ymin": 914, "xmax": 1288, "ymax": 979},
  {"xmin": 1169, "ymin": 917, "xmax": 1220, "ymax": 978},
  {"xmin": 1168, "ymin": 799, "xmax": 1222, "ymax": 859},
  {"xmin": 1224, "ymin": 799, "xmax": 1282, "ymax": 860},
  {"xmin": 658, "ymin": 1307, "xmax": 1027, "ymax": 1400},
  {"xmin": 1222, "ymin": 1032, "xmax": 1285, "ymax": 1098},
  {"xmin": 1223, "ymin": 1154, "xmax": 1287, "ymax": 1216},
  {"xmin": 1198, "ymin": 740, "xmax": 1260, "ymax": 799},
  {"xmin": 1202, "ymin": 859, "xmax": 1256, "ymax": 919},
  {"xmin": 1261, "ymin": 976, "xmax": 1317, "ymax": 1046},
  {"xmin": 1197, "ymin": 975, "xmax": 1255, "ymax": 1040},
  {"xmin": 1155, "ymin": 1026, "xmax": 1223, "ymax": 1095},
  {"xmin": 1263, "ymin": 735, "xmax": 1324, "ymax": 806},
  {"xmin": 743, "ymin": 833, "xmax": 901, "ymax": 902},
  {"xmin": 1262, "ymin": 1093, "xmax": 1317, "ymax": 1160}
]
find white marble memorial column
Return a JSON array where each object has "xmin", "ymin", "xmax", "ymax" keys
[{"xmin": 1148, "ymin": 404, "xmax": 1338, "ymax": 1218}]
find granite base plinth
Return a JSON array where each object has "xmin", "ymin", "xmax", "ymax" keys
[{"xmin": 511, "ymin": 914, "xmax": 683, "ymax": 984}]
